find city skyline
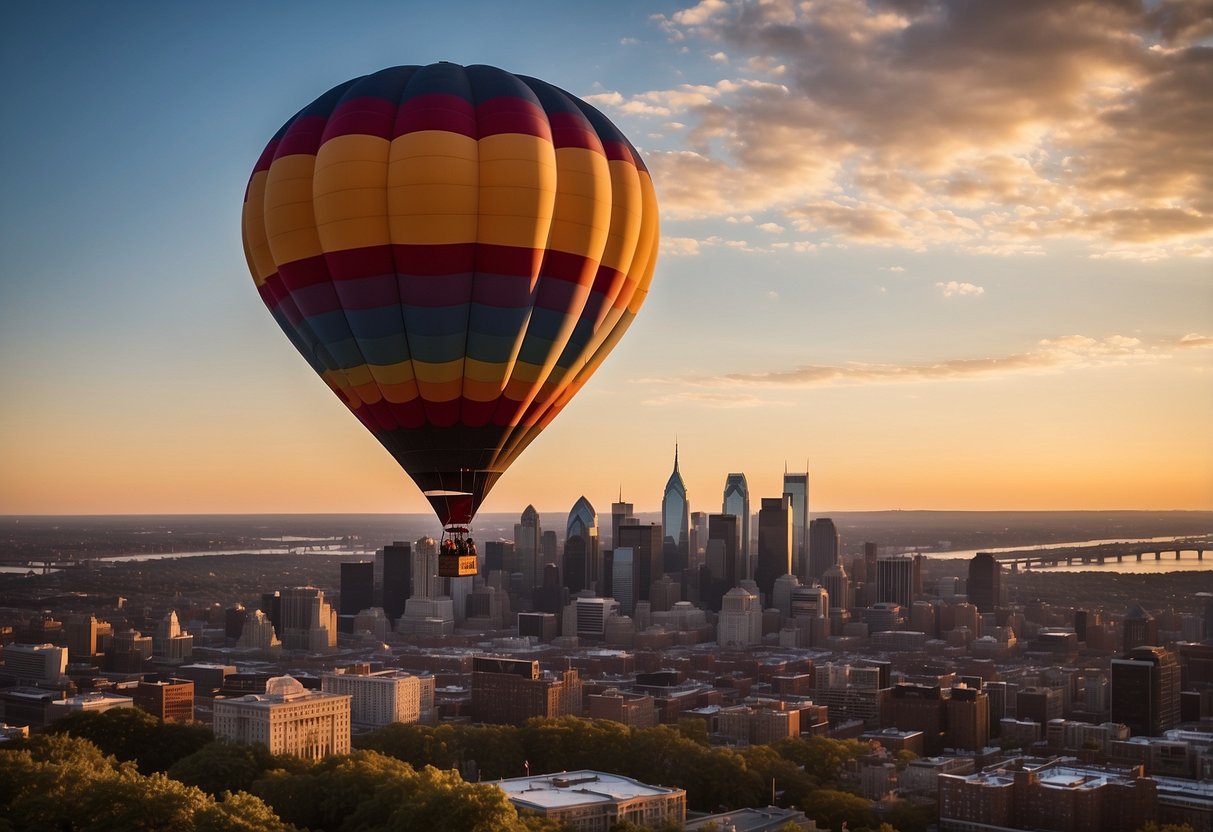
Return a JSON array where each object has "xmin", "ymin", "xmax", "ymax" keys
[{"xmin": 3, "ymin": 1, "xmax": 1211, "ymax": 516}]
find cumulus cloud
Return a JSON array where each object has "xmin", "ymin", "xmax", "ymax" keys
[
  {"xmin": 661, "ymin": 236, "xmax": 703, "ymax": 256},
  {"xmin": 610, "ymin": 0, "xmax": 1213, "ymax": 255},
  {"xmin": 936, "ymin": 281, "xmax": 985, "ymax": 297}
]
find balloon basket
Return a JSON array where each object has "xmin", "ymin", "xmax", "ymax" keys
[{"xmin": 438, "ymin": 526, "xmax": 478, "ymax": 577}]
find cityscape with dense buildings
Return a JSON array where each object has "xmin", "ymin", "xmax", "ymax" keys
[
  {"xmin": 1, "ymin": 464, "xmax": 1210, "ymax": 831},
  {"xmin": 4, "ymin": 0, "xmax": 1212, "ymax": 830}
]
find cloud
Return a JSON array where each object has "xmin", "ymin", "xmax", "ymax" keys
[
  {"xmin": 675, "ymin": 334, "xmax": 1177, "ymax": 390},
  {"xmin": 882, "ymin": 266, "xmax": 905, "ymax": 272},
  {"xmin": 1178, "ymin": 333, "xmax": 1213, "ymax": 349},
  {"xmin": 624, "ymin": 0, "xmax": 1213, "ymax": 255},
  {"xmin": 936, "ymin": 281, "xmax": 985, "ymax": 297},
  {"xmin": 757, "ymin": 221, "xmax": 784, "ymax": 233},
  {"xmin": 661, "ymin": 236, "xmax": 703, "ymax": 256}
]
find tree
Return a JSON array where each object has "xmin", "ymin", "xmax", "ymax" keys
[
  {"xmin": 801, "ymin": 788, "xmax": 878, "ymax": 832},
  {"xmin": 169, "ymin": 741, "xmax": 283, "ymax": 796},
  {"xmin": 46, "ymin": 707, "xmax": 213, "ymax": 773},
  {"xmin": 0, "ymin": 735, "xmax": 289, "ymax": 832}
]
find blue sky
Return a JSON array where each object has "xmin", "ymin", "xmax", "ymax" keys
[{"xmin": 2, "ymin": 0, "xmax": 1211, "ymax": 516}]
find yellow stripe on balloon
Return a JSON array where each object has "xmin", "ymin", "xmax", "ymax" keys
[
  {"xmin": 478, "ymin": 133, "xmax": 557, "ymax": 250},
  {"xmin": 242, "ymin": 171, "xmax": 276, "ymax": 285},
  {"xmin": 263, "ymin": 154, "xmax": 324, "ymax": 266},
  {"xmin": 313, "ymin": 135, "xmax": 390, "ymax": 252},
  {"xmin": 598, "ymin": 159, "xmax": 644, "ymax": 274},
  {"xmin": 546, "ymin": 147, "xmax": 611, "ymax": 260}
]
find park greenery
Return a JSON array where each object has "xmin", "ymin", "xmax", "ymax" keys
[{"xmin": 0, "ymin": 708, "xmax": 947, "ymax": 831}]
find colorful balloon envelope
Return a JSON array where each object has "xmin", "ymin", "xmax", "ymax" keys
[{"xmin": 242, "ymin": 63, "xmax": 659, "ymax": 529}]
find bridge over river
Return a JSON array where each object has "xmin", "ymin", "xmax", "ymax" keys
[{"xmin": 985, "ymin": 539, "xmax": 1212, "ymax": 570}]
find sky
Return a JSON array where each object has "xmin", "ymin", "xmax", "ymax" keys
[{"xmin": 1, "ymin": 0, "xmax": 1211, "ymax": 517}]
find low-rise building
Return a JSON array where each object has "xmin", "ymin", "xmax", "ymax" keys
[
  {"xmin": 497, "ymin": 770, "xmax": 686, "ymax": 832},
  {"xmin": 213, "ymin": 675, "xmax": 350, "ymax": 759}
]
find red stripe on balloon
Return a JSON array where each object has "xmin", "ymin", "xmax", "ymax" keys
[
  {"xmin": 276, "ymin": 115, "xmax": 330, "ymax": 158},
  {"xmin": 393, "ymin": 93, "xmax": 478, "ymax": 139},
  {"xmin": 323, "ymin": 96, "xmax": 398, "ymax": 141},
  {"xmin": 475, "ymin": 97, "xmax": 552, "ymax": 140},
  {"xmin": 547, "ymin": 112, "xmax": 602, "ymax": 152}
]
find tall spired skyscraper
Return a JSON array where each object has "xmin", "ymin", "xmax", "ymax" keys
[
  {"xmin": 783, "ymin": 470, "xmax": 809, "ymax": 579},
  {"xmin": 564, "ymin": 496, "xmax": 599, "ymax": 595},
  {"xmin": 722, "ymin": 473, "xmax": 750, "ymax": 576},
  {"xmin": 662, "ymin": 445, "xmax": 690, "ymax": 575}
]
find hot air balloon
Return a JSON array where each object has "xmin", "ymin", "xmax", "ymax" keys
[{"xmin": 242, "ymin": 63, "xmax": 659, "ymax": 576}]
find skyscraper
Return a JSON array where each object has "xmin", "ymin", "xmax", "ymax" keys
[
  {"xmin": 822, "ymin": 562, "xmax": 852, "ymax": 612},
  {"xmin": 339, "ymin": 561, "xmax": 375, "ymax": 621},
  {"xmin": 807, "ymin": 517, "xmax": 839, "ymax": 581},
  {"xmin": 705, "ymin": 514, "xmax": 741, "ymax": 604},
  {"xmin": 755, "ymin": 496, "xmax": 792, "ymax": 603},
  {"xmin": 381, "ymin": 542, "xmax": 412, "ymax": 624},
  {"xmin": 610, "ymin": 496, "xmax": 635, "ymax": 551},
  {"xmin": 875, "ymin": 554, "xmax": 918, "ymax": 608},
  {"xmin": 722, "ymin": 473, "xmax": 750, "ymax": 574},
  {"xmin": 782, "ymin": 471, "xmax": 809, "ymax": 579},
  {"xmin": 617, "ymin": 523, "xmax": 663, "ymax": 604},
  {"xmin": 967, "ymin": 553, "xmax": 1002, "ymax": 613},
  {"xmin": 564, "ymin": 496, "xmax": 599, "ymax": 594},
  {"xmin": 514, "ymin": 505, "xmax": 542, "ymax": 590},
  {"xmin": 662, "ymin": 446, "xmax": 690, "ymax": 575},
  {"xmin": 1111, "ymin": 645, "xmax": 1180, "ymax": 736}
]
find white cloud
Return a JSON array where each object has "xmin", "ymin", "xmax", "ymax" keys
[
  {"xmin": 661, "ymin": 236, "xmax": 703, "ymax": 256},
  {"xmin": 936, "ymin": 281, "xmax": 985, "ymax": 298}
]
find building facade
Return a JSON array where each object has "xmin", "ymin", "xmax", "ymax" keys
[{"xmin": 213, "ymin": 675, "xmax": 351, "ymax": 759}]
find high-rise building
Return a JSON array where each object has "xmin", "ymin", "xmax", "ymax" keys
[
  {"xmin": 66, "ymin": 614, "xmax": 111, "ymax": 664},
  {"xmin": 662, "ymin": 446, "xmax": 690, "ymax": 575},
  {"xmin": 236, "ymin": 609, "xmax": 281, "ymax": 654},
  {"xmin": 321, "ymin": 670, "xmax": 421, "ymax": 728},
  {"xmin": 610, "ymin": 497, "xmax": 635, "ymax": 551},
  {"xmin": 875, "ymin": 554, "xmax": 918, "ymax": 608},
  {"xmin": 514, "ymin": 505, "xmax": 542, "ymax": 590},
  {"xmin": 339, "ymin": 562, "xmax": 375, "ymax": 618},
  {"xmin": 1122, "ymin": 605, "xmax": 1159, "ymax": 653},
  {"xmin": 946, "ymin": 685, "xmax": 990, "ymax": 751},
  {"xmin": 1111, "ymin": 645, "xmax": 1180, "ymax": 736},
  {"xmin": 610, "ymin": 548, "xmax": 635, "ymax": 615},
  {"xmin": 153, "ymin": 611, "xmax": 193, "ymax": 662},
  {"xmin": 214, "ymin": 675, "xmax": 351, "ymax": 759},
  {"xmin": 967, "ymin": 553, "xmax": 1002, "ymax": 613},
  {"xmin": 617, "ymin": 523, "xmax": 663, "ymax": 604},
  {"xmin": 279, "ymin": 587, "xmax": 337, "ymax": 652},
  {"xmin": 722, "ymin": 473, "xmax": 750, "ymax": 575},
  {"xmin": 381, "ymin": 542, "xmax": 412, "ymax": 623},
  {"xmin": 563, "ymin": 496, "xmax": 599, "ymax": 594},
  {"xmin": 755, "ymin": 496, "xmax": 792, "ymax": 603},
  {"xmin": 782, "ymin": 471, "xmax": 809, "ymax": 579},
  {"xmin": 689, "ymin": 511, "xmax": 707, "ymax": 566},
  {"xmin": 413, "ymin": 536, "xmax": 440, "ymax": 599},
  {"xmin": 791, "ymin": 585, "xmax": 829, "ymax": 619},
  {"xmin": 703, "ymin": 513, "xmax": 740, "ymax": 612},
  {"xmin": 718, "ymin": 586, "xmax": 762, "ymax": 648},
  {"xmin": 822, "ymin": 562, "xmax": 852, "ymax": 612},
  {"xmin": 807, "ymin": 517, "xmax": 839, "ymax": 581}
]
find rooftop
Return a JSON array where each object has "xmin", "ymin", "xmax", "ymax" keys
[{"xmin": 497, "ymin": 770, "xmax": 681, "ymax": 810}]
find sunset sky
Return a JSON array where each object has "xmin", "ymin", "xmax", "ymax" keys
[{"xmin": 2, "ymin": 0, "xmax": 1210, "ymax": 516}]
